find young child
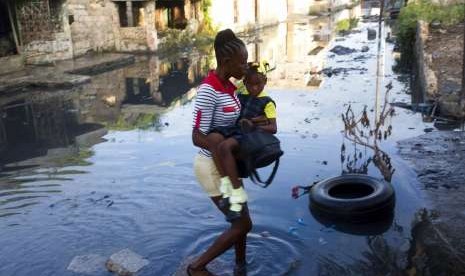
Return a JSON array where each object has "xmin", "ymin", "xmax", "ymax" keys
[{"xmin": 207, "ymin": 61, "xmax": 277, "ymax": 221}]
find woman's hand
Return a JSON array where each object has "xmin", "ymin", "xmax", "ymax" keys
[{"xmin": 239, "ymin": 119, "xmax": 255, "ymax": 130}]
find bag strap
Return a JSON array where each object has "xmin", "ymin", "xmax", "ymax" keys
[{"xmin": 249, "ymin": 158, "xmax": 280, "ymax": 188}]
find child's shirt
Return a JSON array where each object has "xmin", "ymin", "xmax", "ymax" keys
[{"xmin": 237, "ymin": 86, "xmax": 276, "ymax": 120}]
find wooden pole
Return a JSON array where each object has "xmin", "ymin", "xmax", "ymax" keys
[
  {"xmin": 374, "ymin": 0, "xmax": 385, "ymax": 124},
  {"xmin": 6, "ymin": 0, "xmax": 21, "ymax": 54},
  {"xmin": 461, "ymin": 20, "xmax": 465, "ymax": 100}
]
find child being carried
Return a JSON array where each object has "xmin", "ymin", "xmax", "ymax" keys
[{"xmin": 207, "ymin": 61, "xmax": 277, "ymax": 221}]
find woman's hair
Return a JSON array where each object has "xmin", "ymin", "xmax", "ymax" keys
[
  {"xmin": 245, "ymin": 62, "xmax": 267, "ymax": 82},
  {"xmin": 214, "ymin": 29, "xmax": 245, "ymax": 64}
]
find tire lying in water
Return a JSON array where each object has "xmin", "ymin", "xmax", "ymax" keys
[{"xmin": 309, "ymin": 174, "xmax": 395, "ymax": 222}]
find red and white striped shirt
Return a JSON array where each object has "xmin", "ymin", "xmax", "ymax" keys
[{"xmin": 193, "ymin": 70, "xmax": 241, "ymax": 157}]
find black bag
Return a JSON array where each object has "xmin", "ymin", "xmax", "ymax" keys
[{"xmin": 239, "ymin": 128, "xmax": 284, "ymax": 188}]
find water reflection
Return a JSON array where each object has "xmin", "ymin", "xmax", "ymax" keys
[
  {"xmin": 341, "ymin": 82, "xmax": 396, "ymax": 182},
  {"xmin": 79, "ymin": 55, "xmax": 210, "ymax": 130},
  {"xmin": 0, "ymin": 53, "xmax": 211, "ymax": 218},
  {"xmin": 317, "ymin": 236, "xmax": 406, "ymax": 275},
  {"xmin": 0, "ymin": 94, "xmax": 103, "ymax": 169},
  {"xmin": 310, "ymin": 205, "xmax": 394, "ymax": 235},
  {"xmin": 241, "ymin": 7, "xmax": 361, "ymax": 89}
]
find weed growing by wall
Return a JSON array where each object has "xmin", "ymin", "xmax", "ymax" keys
[{"xmin": 396, "ymin": 0, "xmax": 465, "ymax": 66}]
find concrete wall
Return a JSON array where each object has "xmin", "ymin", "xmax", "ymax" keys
[
  {"xmin": 210, "ymin": 0, "xmax": 287, "ymax": 33},
  {"xmin": 24, "ymin": 31, "xmax": 74, "ymax": 64},
  {"xmin": 67, "ymin": 0, "xmax": 120, "ymax": 56},
  {"xmin": 257, "ymin": 0, "xmax": 287, "ymax": 27},
  {"xmin": 0, "ymin": 55, "xmax": 25, "ymax": 75},
  {"xmin": 20, "ymin": 0, "xmax": 157, "ymax": 64},
  {"xmin": 210, "ymin": 0, "xmax": 254, "ymax": 32},
  {"xmin": 415, "ymin": 20, "xmax": 438, "ymax": 100},
  {"xmin": 119, "ymin": 27, "xmax": 154, "ymax": 52},
  {"xmin": 288, "ymin": 0, "xmax": 313, "ymax": 15}
]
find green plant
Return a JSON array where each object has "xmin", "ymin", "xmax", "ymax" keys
[
  {"xmin": 53, "ymin": 147, "xmax": 94, "ymax": 167},
  {"xmin": 106, "ymin": 113, "xmax": 159, "ymax": 131},
  {"xmin": 396, "ymin": 0, "xmax": 465, "ymax": 67},
  {"xmin": 158, "ymin": 28, "xmax": 214, "ymax": 55},
  {"xmin": 200, "ymin": 0, "xmax": 217, "ymax": 35},
  {"xmin": 336, "ymin": 18, "xmax": 359, "ymax": 33}
]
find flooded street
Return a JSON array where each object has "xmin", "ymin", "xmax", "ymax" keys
[{"xmin": 0, "ymin": 8, "xmax": 443, "ymax": 276}]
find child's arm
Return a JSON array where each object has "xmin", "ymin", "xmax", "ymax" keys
[
  {"xmin": 257, "ymin": 118, "xmax": 277, "ymax": 134},
  {"xmin": 256, "ymin": 100, "xmax": 277, "ymax": 134}
]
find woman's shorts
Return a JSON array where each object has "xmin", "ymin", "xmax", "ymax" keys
[{"xmin": 194, "ymin": 154, "xmax": 221, "ymax": 197}]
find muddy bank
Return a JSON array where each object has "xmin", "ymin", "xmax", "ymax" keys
[
  {"xmin": 398, "ymin": 131, "xmax": 465, "ymax": 274},
  {"xmin": 415, "ymin": 20, "xmax": 464, "ymax": 118}
]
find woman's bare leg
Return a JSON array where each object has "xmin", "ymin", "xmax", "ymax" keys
[{"xmin": 188, "ymin": 196, "xmax": 251, "ymax": 273}]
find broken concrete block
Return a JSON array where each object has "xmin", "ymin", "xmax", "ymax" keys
[
  {"xmin": 67, "ymin": 254, "xmax": 107, "ymax": 275},
  {"xmin": 106, "ymin": 249, "xmax": 149, "ymax": 276}
]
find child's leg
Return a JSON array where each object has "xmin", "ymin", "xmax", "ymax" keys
[
  {"xmin": 206, "ymin": 133, "xmax": 233, "ymax": 208},
  {"xmin": 218, "ymin": 138, "xmax": 248, "ymax": 221},
  {"xmin": 218, "ymin": 138, "xmax": 241, "ymax": 189},
  {"xmin": 206, "ymin": 132, "xmax": 226, "ymax": 176}
]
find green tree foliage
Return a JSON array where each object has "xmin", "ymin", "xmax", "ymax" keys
[{"xmin": 396, "ymin": 0, "xmax": 465, "ymax": 66}]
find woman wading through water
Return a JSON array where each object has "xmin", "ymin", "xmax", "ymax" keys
[{"xmin": 190, "ymin": 29, "xmax": 250, "ymax": 276}]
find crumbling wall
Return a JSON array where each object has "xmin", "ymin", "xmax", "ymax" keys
[
  {"xmin": 415, "ymin": 20, "xmax": 438, "ymax": 99},
  {"xmin": 67, "ymin": 0, "xmax": 121, "ymax": 56},
  {"xmin": 118, "ymin": 1, "xmax": 157, "ymax": 52},
  {"xmin": 17, "ymin": 0, "xmax": 74, "ymax": 64},
  {"xmin": 24, "ymin": 32, "xmax": 74, "ymax": 64}
]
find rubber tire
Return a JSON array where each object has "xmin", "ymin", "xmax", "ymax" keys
[{"xmin": 309, "ymin": 174, "xmax": 395, "ymax": 221}]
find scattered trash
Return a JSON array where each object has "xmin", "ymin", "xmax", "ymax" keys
[
  {"xmin": 288, "ymin": 227, "xmax": 298, "ymax": 234},
  {"xmin": 330, "ymin": 45, "xmax": 357, "ymax": 55},
  {"xmin": 318, "ymin": 237, "xmax": 328, "ymax": 245},
  {"xmin": 424, "ymin": 128, "xmax": 434, "ymax": 133},
  {"xmin": 304, "ymin": 118, "xmax": 313, "ymax": 123},
  {"xmin": 367, "ymin": 28, "xmax": 376, "ymax": 40},
  {"xmin": 297, "ymin": 218, "xmax": 306, "ymax": 226},
  {"xmin": 322, "ymin": 161, "xmax": 328, "ymax": 165},
  {"xmin": 361, "ymin": 46, "xmax": 369, "ymax": 52},
  {"xmin": 320, "ymin": 67, "xmax": 367, "ymax": 77}
]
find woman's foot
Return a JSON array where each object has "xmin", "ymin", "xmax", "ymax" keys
[
  {"xmin": 233, "ymin": 262, "xmax": 247, "ymax": 276},
  {"xmin": 187, "ymin": 264, "xmax": 214, "ymax": 276}
]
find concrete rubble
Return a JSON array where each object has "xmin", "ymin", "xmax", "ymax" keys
[{"xmin": 106, "ymin": 248, "xmax": 149, "ymax": 276}]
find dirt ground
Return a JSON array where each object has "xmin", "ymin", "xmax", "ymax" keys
[
  {"xmin": 425, "ymin": 22, "xmax": 464, "ymax": 95},
  {"xmin": 398, "ymin": 131, "xmax": 465, "ymax": 275}
]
